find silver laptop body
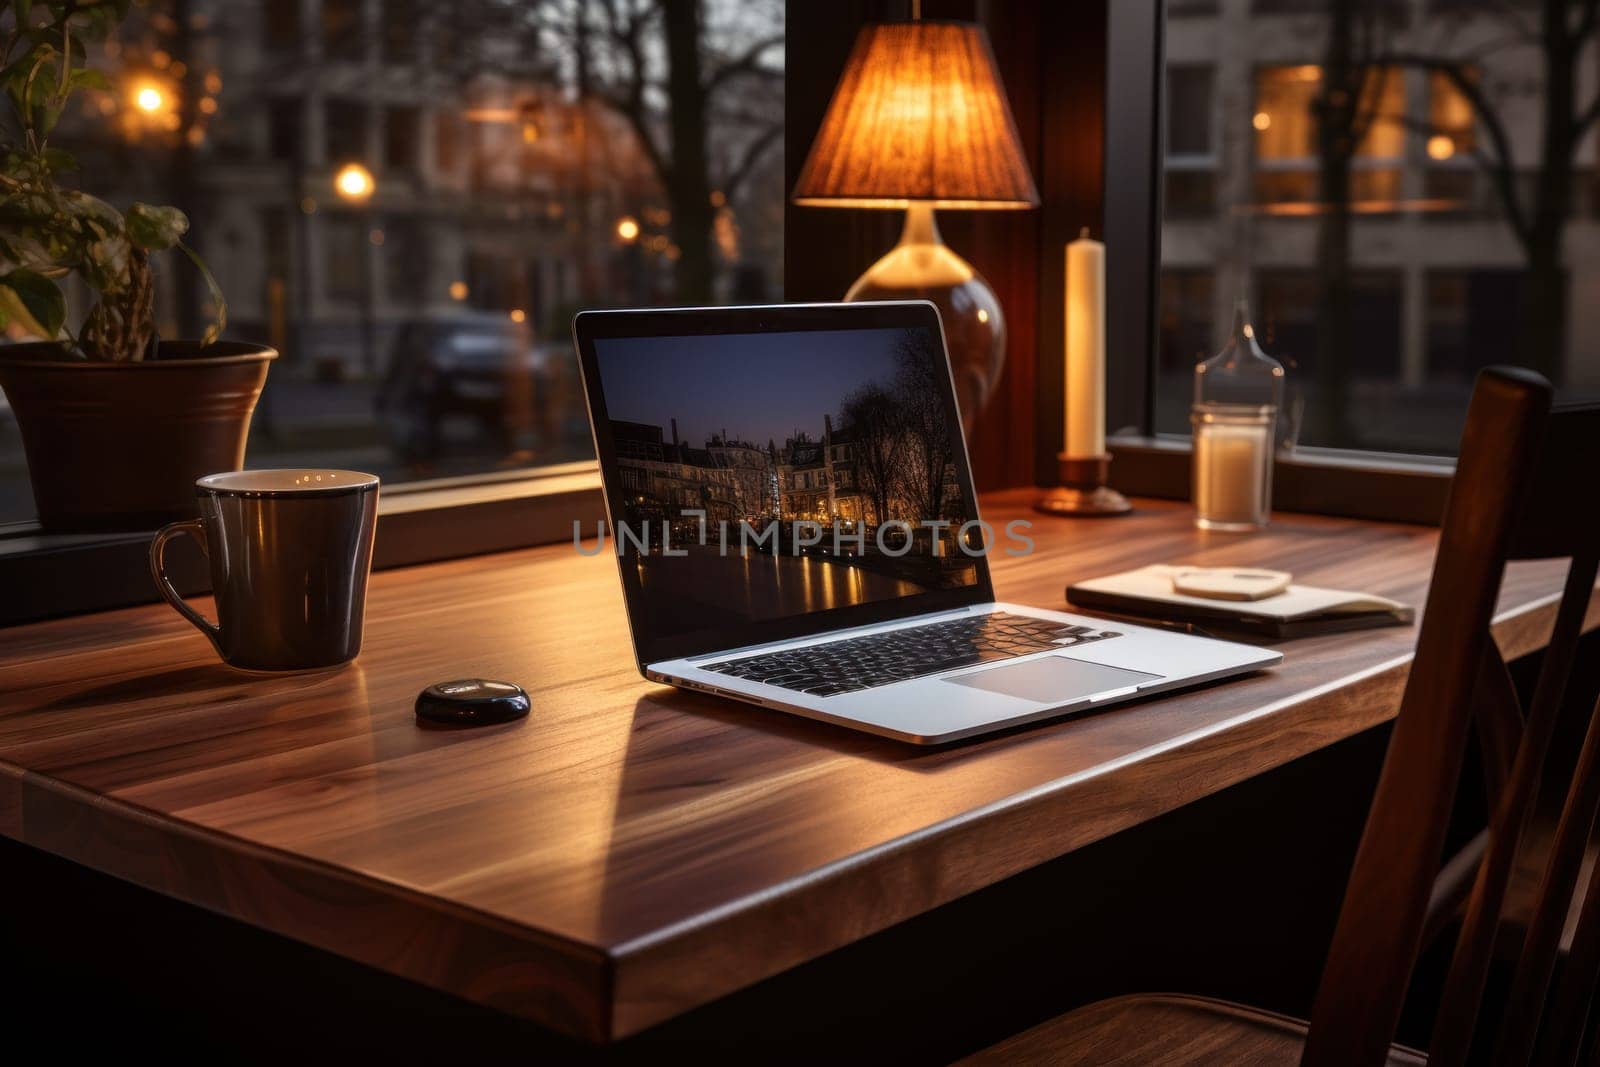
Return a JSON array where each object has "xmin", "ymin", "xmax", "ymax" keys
[{"xmin": 573, "ymin": 302, "xmax": 1280, "ymax": 744}]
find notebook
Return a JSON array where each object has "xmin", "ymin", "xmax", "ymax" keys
[{"xmin": 1067, "ymin": 564, "xmax": 1415, "ymax": 639}]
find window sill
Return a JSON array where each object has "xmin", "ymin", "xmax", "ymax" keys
[
  {"xmin": 0, "ymin": 462, "xmax": 605, "ymax": 628},
  {"xmin": 1108, "ymin": 435, "xmax": 1453, "ymax": 526}
]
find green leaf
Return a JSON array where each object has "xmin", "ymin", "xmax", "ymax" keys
[
  {"xmin": 40, "ymin": 145, "xmax": 74, "ymax": 171},
  {"xmin": 177, "ymin": 241, "xmax": 226, "ymax": 346},
  {"xmin": 67, "ymin": 67, "xmax": 108, "ymax": 91},
  {"xmin": 0, "ymin": 267, "xmax": 65, "ymax": 339},
  {"xmin": 11, "ymin": 1, "xmax": 32, "ymax": 32},
  {"xmin": 126, "ymin": 202, "xmax": 189, "ymax": 250},
  {"xmin": 66, "ymin": 3, "xmax": 118, "ymax": 41}
]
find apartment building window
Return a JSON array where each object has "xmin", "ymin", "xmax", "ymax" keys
[
  {"xmin": 1257, "ymin": 270, "xmax": 1402, "ymax": 383},
  {"xmin": 1423, "ymin": 70, "xmax": 1480, "ymax": 211},
  {"xmin": 1427, "ymin": 270, "xmax": 1533, "ymax": 383},
  {"xmin": 263, "ymin": 0, "xmax": 301, "ymax": 53},
  {"xmin": 1165, "ymin": 65, "xmax": 1216, "ymax": 218},
  {"xmin": 267, "ymin": 97, "xmax": 301, "ymax": 161},
  {"xmin": 383, "ymin": 0, "xmax": 418, "ymax": 64},
  {"xmin": 385, "ymin": 106, "xmax": 420, "ymax": 174},
  {"xmin": 434, "ymin": 111, "xmax": 460, "ymax": 174},
  {"xmin": 324, "ymin": 215, "xmax": 366, "ymax": 303},
  {"xmin": 1253, "ymin": 64, "xmax": 1405, "ymax": 208},
  {"xmin": 322, "ymin": 0, "xmax": 363, "ymax": 61},
  {"xmin": 325, "ymin": 99, "xmax": 367, "ymax": 166}
]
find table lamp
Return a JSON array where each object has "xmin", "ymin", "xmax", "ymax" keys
[{"xmin": 791, "ymin": 19, "xmax": 1039, "ymax": 431}]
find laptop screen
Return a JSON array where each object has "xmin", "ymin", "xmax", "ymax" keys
[{"xmin": 576, "ymin": 303, "xmax": 995, "ymax": 666}]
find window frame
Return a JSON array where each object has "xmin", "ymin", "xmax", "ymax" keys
[
  {"xmin": 0, "ymin": 463, "xmax": 605, "ymax": 628},
  {"xmin": 1103, "ymin": 0, "xmax": 1453, "ymax": 524}
]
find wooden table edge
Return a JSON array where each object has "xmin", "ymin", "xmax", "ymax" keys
[
  {"xmin": 603, "ymin": 583, "xmax": 1598, "ymax": 1038},
  {"xmin": 4, "ymin": 583, "xmax": 1593, "ymax": 1044},
  {"xmin": 0, "ymin": 762, "xmax": 617, "ymax": 1044}
]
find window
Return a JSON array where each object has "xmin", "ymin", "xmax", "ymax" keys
[
  {"xmin": 383, "ymin": 0, "xmax": 417, "ymax": 64},
  {"xmin": 1164, "ymin": 65, "xmax": 1216, "ymax": 217},
  {"xmin": 434, "ymin": 111, "xmax": 460, "ymax": 174},
  {"xmin": 1252, "ymin": 64, "xmax": 1405, "ymax": 208},
  {"xmin": 384, "ymin": 106, "xmax": 419, "ymax": 174},
  {"xmin": 325, "ymin": 99, "xmax": 367, "ymax": 166},
  {"xmin": 1423, "ymin": 70, "xmax": 1483, "ymax": 212},
  {"xmin": 1427, "ymin": 269, "xmax": 1534, "ymax": 383},
  {"xmin": 323, "ymin": 215, "xmax": 366, "ymax": 303},
  {"xmin": 1145, "ymin": 1, "xmax": 1600, "ymax": 456},
  {"xmin": 0, "ymin": 1, "xmax": 784, "ymax": 529},
  {"xmin": 263, "ymin": 0, "xmax": 300, "ymax": 53},
  {"xmin": 267, "ymin": 97, "xmax": 300, "ymax": 161},
  {"xmin": 322, "ymin": 0, "xmax": 363, "ymax": 60}
]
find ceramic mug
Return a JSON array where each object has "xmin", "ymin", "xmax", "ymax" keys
[{"xmin": 149, "ymin": 469, "xmax": 379, "ymax": 671}]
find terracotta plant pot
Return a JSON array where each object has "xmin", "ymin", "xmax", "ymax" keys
[{"xmin": 0, "ymin": 341, "xmax": 276, "ymax": 532}]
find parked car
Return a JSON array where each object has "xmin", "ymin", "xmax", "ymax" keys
[{"xmin": 375, "ymin": 313, "xmax": 576, "ymax": 465}]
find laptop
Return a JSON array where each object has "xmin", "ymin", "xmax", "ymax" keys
[{"xmin": 573, "ymin": 302, "xmax": 1281, "ymax": 744}]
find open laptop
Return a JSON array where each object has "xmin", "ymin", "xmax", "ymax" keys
[{"xmin": 573, "ymin": 302, "xmax": 1281, "ymax": 744}]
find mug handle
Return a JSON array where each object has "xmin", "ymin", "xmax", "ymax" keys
[{"xmin": 149, "ymin": 519, "xmax": 224, "ymax": 657}]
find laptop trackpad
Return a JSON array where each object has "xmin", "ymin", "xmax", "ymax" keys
[{"xmin": 945, "ymin": 655, "xmax": 1164, "ymax": 704}]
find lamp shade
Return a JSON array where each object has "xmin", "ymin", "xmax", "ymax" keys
[{"xmin": 792, "ymin": 21, "xmax": 1038, "ymax": 210}]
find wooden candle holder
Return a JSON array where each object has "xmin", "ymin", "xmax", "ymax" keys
[{"xmin": 1033, "ymin": 453, "xmax": 1132, "ymax": 517}]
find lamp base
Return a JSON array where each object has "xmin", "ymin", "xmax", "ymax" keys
[
  {"xmin": 1034, "ymin": 453, "xmax": 1132, "ymax": 517},
  {"xmin": 843, "ymin": 204, "xmax": 1003, "ymax": 433}
]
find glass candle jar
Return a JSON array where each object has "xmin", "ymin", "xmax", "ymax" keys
[
  {"xmin": 1192, "ymin": 298, "xmax": 1283, "ymax": 531},
  {"xmin": 1192, "ymin": 403, "xmax": 1275, "ymax": 531}
]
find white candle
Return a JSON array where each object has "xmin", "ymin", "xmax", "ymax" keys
[
  {"xmin": 1194, "ymin": 419, "xmax": 1271, "ymax": 529},
  {"xmin": 1064, "ymin": 230, "xmax": 1106, "ymax": 458}
]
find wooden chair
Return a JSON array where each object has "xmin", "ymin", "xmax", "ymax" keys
[{"xmin": 964, "ymin": 367, "xmax": 1600, "ymax": 1066}]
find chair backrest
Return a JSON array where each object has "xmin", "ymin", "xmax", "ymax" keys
[{"xmin": 1302, "ymin": 369, "xmax": 1600, "ymax": 1066}]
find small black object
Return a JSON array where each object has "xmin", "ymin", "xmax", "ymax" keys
[{"xmin": 415, "ymin": 679, "xmax": 530, "ymax": 726}]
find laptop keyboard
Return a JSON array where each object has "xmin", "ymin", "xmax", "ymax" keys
[{"xmin": 701, "ymin": 612, "xmax": 1122, "ymax": 698}]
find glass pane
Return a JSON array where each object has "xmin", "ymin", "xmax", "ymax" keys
[
  {"xmin": 1159, "ymin": 1, "xmax": 1599, "ymax": 454},
  {"xmin": 0, "ymin": 0, "xmax": 785, "ymax": 523}
]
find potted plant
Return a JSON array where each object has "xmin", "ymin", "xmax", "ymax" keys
[{"xmin": 0, "ymin": 1, "xmax": 273, "ymax": 532}]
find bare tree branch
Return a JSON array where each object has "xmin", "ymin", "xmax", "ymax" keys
[
  {"xmin": 704, "ymin": 33, "xmax": 784, "ymax": 93},
  {"xmin": 593, "ymin": 0, "xmax": 671, "ymax": 185},
  {"xmin": 1478, "ymin": 0, "xmax": 1540, "ymax": 43},
  {"xmin": 718, "ymin": 120, "xmax": 782, "ymax": 200},
  {"xmin": 1575, "ymin": 88, "xmax": 1600, "ymax": 138},
  {"xmin": 1380, "ymin": 51, "xmax": 1530, "ymax": 244}
]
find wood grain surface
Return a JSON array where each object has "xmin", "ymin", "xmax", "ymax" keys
[{"xmin": 1, "ymin": 492, "xmax": 1594, "ymax": 1042}]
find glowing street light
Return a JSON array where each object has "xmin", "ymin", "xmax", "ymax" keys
[
  {"xmin": 1427, "ymin": 134, "xmax": 1456, "ymax": 161},
  {"xmin": 616, "ymin": 215, "xmax": 640, "ymax": 242},
  {"xmin": 134, "ymin": 84, "xmax": 165, "ymax": 113},
  {"xmin": 332, "ymin": 162, "xmax": 377, "ymax": 375},
  {"xmin": 334, "ymin": 162, "xmax": 375, "ymax": 202}
]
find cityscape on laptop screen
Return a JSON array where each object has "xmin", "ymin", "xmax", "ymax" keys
[{"xmin": 592, "ymin": 326, "xmax": 981, "ymax": 638}]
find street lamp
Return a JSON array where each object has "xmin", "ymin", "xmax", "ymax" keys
[
  {"xmin": 335, "ymin": 162, "xmax": 375, "ymax": 202},
  {"xmin": 334, "ymin": 163, "xmax": 377, "ymax": 376}
]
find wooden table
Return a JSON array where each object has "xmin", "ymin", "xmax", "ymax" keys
[{"xmin": 2, "ymin": 492, "xmax": 1594, "ymax": 1043}]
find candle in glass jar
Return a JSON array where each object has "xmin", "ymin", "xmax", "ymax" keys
[
  {"xmin": 1064, "ymin": 230, "xmax": 1105, "ymax": 458},
  {"xmin": 1193, "ymin": 414, "xmax": 1272, "ymax": 530}
]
